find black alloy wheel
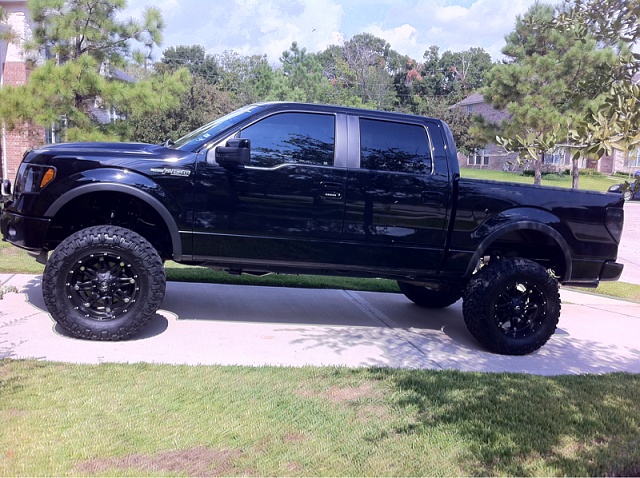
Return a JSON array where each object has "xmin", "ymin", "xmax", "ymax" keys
[
  {"xmin": 43, "ymin": 225, "xmax": 166, "ymax": 340},
  {"xmin": 66, "ymin": 252, "xmax": 141, "ymax": 322},
  {"xmin": 462, "ymin": 257, "xmax": 561, "ymax": 355},
  {"xmin": 493, "ymin": 279, "xmax": 548, "ymax": 339}
]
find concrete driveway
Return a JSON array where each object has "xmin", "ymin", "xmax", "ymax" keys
[
  {"xmin": 618, "ymin": 201, "xmax": 640, "ymax": 284},
  {"xmin": 2, "ymin": 273, "xmax": 640, "ymax": 375}
]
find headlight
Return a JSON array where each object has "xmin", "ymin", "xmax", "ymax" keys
[{"xmin": 14, "ymin": 164, "xmax": 57, "ymax": 196}]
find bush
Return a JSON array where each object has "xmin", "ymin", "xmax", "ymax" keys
[
  {"xmin": 521, "ymin": 170, "xmax": 566, "ymax": 179},
  {"xmin": 578, "ymin": 169, "xmax": 605, "ymax": 177}
]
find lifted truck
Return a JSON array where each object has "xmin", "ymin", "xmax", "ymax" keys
[{"xmin": 1, "ymin": 102, "xmax": 625, "ymax": 355}]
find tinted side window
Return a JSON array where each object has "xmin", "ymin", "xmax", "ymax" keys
[
  {"xmin": 239, "ymin": 112, "xmax": 335, "ymax": 167},
  {"xmin": 360, "ymin": 118, "xmax": 432, "ymax": 174}
]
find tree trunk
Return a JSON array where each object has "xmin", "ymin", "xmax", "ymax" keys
[
  {"xmin": 572, "ymin": 157, "xmax": 579, "ymax": 189},
  {"xmin": 534, "ymin": 152, "xmax": 543, "ymax": 186}
]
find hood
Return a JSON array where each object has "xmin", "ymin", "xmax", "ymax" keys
[{"xmin": 36, "ymin": 142, "xmax": 159, "ymax": 155}]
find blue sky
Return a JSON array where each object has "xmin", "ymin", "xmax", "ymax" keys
[{"xmin": 122, "ymin": 0, "xmax": 538, "ymax": 64}]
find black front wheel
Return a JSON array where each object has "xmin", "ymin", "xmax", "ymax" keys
[
  {"xmin": 462, "ymin": 258, "xmax": 560, "ymax": 355},
  {"xmin": 43, "ymin": 226, "xmax": 166, "ymax": 340}
]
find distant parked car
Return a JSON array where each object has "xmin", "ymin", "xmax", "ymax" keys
[
  {"xmin": 609, "ymin": 171, "xmax": 640, "ymax": 201},
  {"xmin": 608, "ymin": 183, "xmax": 640, "ymax": 200}
]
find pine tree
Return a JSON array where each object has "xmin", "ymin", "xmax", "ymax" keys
[
  {"xmin": 483, "ymin": 2, "xmax": 617, "ymax": 185},
  {"xmin": 0, "ymin": 0, "xmax": 188, "ymax": 141}
]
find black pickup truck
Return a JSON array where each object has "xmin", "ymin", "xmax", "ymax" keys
[{"xmin": 0, "ymin": 102, "xmax": 625, "ymax": 355}]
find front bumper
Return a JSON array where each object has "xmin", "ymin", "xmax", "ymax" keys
[{"xmin": 1, "ymin": 208, "xmax": 51, "ymax": 252}]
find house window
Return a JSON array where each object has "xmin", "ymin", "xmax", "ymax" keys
[
  {"xmin": 628, "ymin": 150, "xmax": 640, "ymax": 168},
  {"xmin": 543, "ymin": 149, "xmax": 566, "ymax": 165},
  {"xmin": 468, "ymin": 149, "xmax": 488, "ymax": 166},
  {"xmin": 466, "ymin": 105, "xmax": 473, "ymax": 113},
  {"xmin": 45, "ymin": 116, "xmax": 67, "ymax": 144}
]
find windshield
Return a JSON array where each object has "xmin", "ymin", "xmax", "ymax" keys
[{"xmin": 172, "ymin": 104, "xmax": 263, "ymax": 151}]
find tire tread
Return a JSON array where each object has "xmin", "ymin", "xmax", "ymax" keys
[
  {"xmin": 462, "ymin": 258, "xmax": 560, "ymax": 355},
  {"xmin": 42, "ymin": 225, "xmax": 166, "ymax": 341}
]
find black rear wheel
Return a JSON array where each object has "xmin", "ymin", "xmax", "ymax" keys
[
  {"xmin": 462, "ymin": 258, "xmax": 560, "ymax": 355},
  {"xmin": 43, "ymin": 226, "xmax": 166, "ymax": 340}
]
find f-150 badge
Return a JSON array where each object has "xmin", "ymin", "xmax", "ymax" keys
[{"xmin": 150, "ymin": 167, "xmax": 191, "ymax": 177}]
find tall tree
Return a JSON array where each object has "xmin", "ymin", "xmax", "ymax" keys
[
  {"xmin": 0, "ymin": 0, "xmax": 188, "ymax": 141},
  {"xmin": 339, "ymin": 33, "xmax": 402, "ymax": 109},
  {"xmin": 272, "ymin": 42, "xmax": 332, "ymax": 103},
  {"xmin": 483, "ymin": 2, "xmax": 617, "ymax": 185},
  {"xmin": 412, "ymin": 45, "xmax": 492, "ymax": 101},
  {"xmin": 158, "ymin": 45, "xmax": 219, "ymax": 84},
  {"xmin": 127, "ymin": 75, "xmax": 236, "ymax": 144},
  {"xmin": 316, "ymin": 44, "xmax": 373, "ymax": 107},
  {"xmin": 558, "ymin": 0, "xmax": 640, "ymax": 172},
  {"xmin": 215, "ymin": 50, "xmax": 275, "ymax": 104},
  {"xmin": 27, "ymin": 0, "xmax": 163, "ymax": 65}
]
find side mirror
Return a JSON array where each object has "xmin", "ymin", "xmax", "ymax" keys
[
  {"xmin": 215, "ymin": 138, "xmax": 251, "ymax": 168},
  {"xmin": 1, "ymin": 179, "xmax": 11, "ymax": 197}
]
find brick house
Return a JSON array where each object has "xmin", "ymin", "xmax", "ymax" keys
[
  {"xmin": 0, "ymin": 0, "xmax": 45, "ymax": 183},
  {"xmin": 453, "ymin": 93, "xmax": 520, "ymax": 171},
  {"xmin": 452, "ymin": 92, "xmax": 630, "ymax": 175}
]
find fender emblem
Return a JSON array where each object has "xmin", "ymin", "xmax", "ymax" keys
[{"xmin": 150, "ymin": 168, "xmax": 191, "ymax": 177}]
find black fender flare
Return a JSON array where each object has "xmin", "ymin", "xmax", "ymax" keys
[
  {"xmin": 45, "ymin": 183, "xmax": 183, "ymax": 261},
  {"xmin": 464, "ymin": 220, "xmax": 572, "ymax": 281}
]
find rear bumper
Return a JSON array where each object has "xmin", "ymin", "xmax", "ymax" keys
[
  {"xmin": 563, "ymin": 260, "xmax": 624, "ymax": 287},
  {"xmin": 599, "ymin": 260, "xmax": 624, "ymax": 281},
  {"xmin": 1, "ymin": 209, "xmax": 51, "ymax": 252}
]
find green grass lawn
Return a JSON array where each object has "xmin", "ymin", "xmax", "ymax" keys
[
  {"xmin": 460, "ymin": 167, "xmax": 621, "ymax": 192},
  {"xmin": 1, "ymin": 360, "xmax": 639, "ymax": 477}
]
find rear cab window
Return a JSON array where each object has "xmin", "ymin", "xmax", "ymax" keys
[{"xmin": 359, "ymin": 118, "xmax": 432, "ymax": 174}]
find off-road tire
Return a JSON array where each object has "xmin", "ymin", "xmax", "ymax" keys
[
  {"xmin": 397, "ymin": 281, "xmax": 462, "ymax": 308},
  {"xmin": 42, "ymin": 225, "xmax": 166, "ymax": 340},
  {"xmin": 462, "ymin": 257, "xmax": 560, "ymax": 355}
]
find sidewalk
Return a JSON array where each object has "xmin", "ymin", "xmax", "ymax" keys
[{"xmin": 1, "ymin": 273, "xmax": 639, "ymax": 375}]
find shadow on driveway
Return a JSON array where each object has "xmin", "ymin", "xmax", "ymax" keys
[{"xmin": 1, "ymin": 275, "xmax": 640, "ymax": 374}]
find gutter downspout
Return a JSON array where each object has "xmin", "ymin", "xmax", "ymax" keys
[
  {"xmin": 1, "ymin": 39, "xmax": 7, "ymax": 182},
  {"xmin": 1, "ymin": 123, "xmax": 6, "ymax": 183}
]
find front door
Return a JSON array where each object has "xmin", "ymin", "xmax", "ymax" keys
[{"xmin": 191, "ymin": 111, "xmax": 347, "ymax": 266}]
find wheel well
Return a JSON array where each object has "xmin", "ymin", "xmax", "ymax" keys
[
  {"xmin": 482, "ymin": 228, "xmax": 568, "ymax": 280},
  {"xmin": 45, "ymin": 192, "xmax": 173, "ymax": 260}
]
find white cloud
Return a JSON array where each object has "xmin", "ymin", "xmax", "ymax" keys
[
  {"xmin": 435, "ymin": 5, "xmax": 468, "ymax": 23},
  {"xmin": 365, "ymin": 23, "xmax": 419, "ymax": 58},
  {"xmin": 124, "ymin": 0, "xmax": 344, "ymax": 63},
  {"xmin": 121, "ymin": 0, "xmax": 536, "ymax": 63},
  {"xmin": 362, "ymin": 0, "xmax": 536, "ymax": 60}
]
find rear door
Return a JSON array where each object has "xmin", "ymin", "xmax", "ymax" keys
[{"xmin": 341, "ymin": 116, "xmax": 451, "ymax": 273}]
